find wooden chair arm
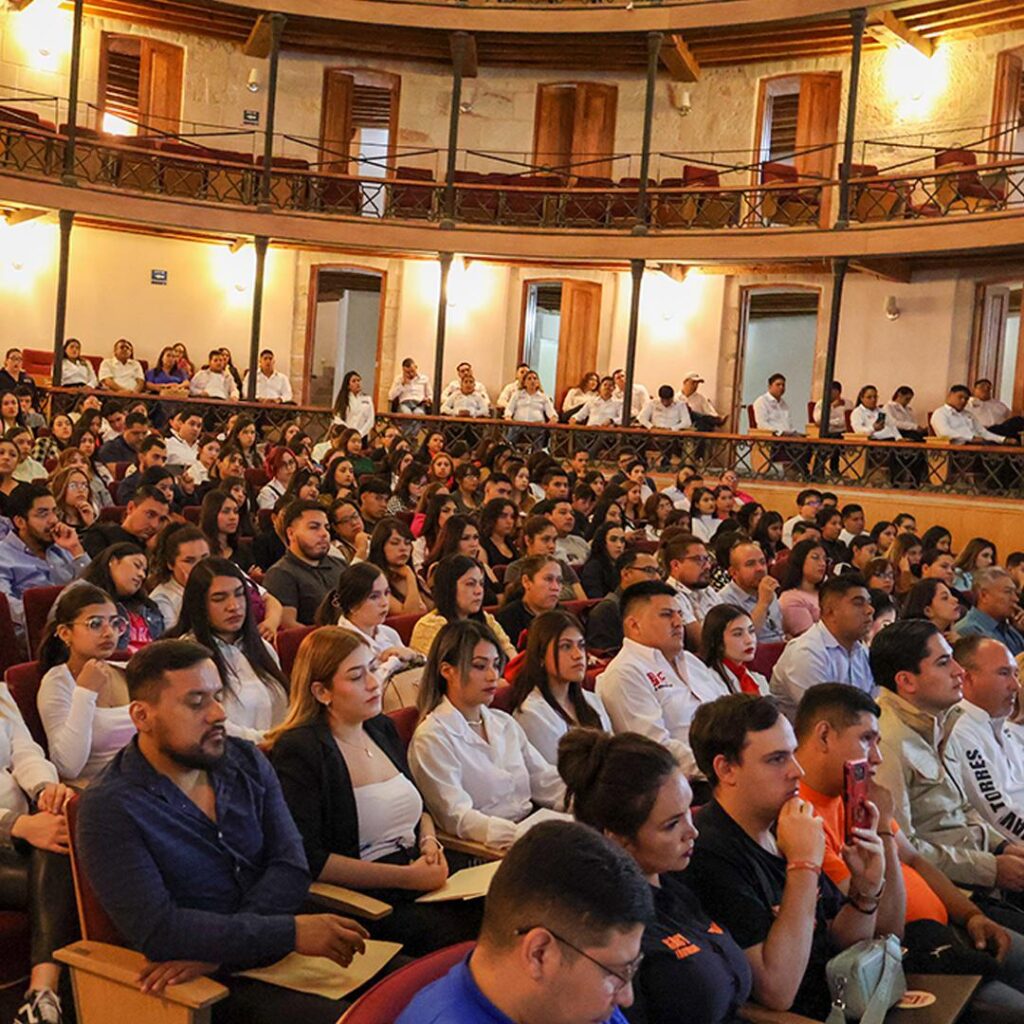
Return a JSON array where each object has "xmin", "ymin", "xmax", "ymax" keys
[
  {"xmin": 738, "ymin": 1002, "xmax": 821, "ymax": 1024},
  {"xmin": 308, "ymin": 882, "xmax": 393, "ymax": 921},
  {"xmin": 437, "ymin": 832, "xmax": 505, "ymax": 862},
  {"xmin": 747, "ymin": 428, "xmax": 776, "ymax": 438},
  {"xmin": 53, "ymin": 941, "xmax": 228, "ymax": 1008}
]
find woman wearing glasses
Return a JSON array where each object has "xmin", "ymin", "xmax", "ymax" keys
[
  {"xmin": 559, "ymin": 729, "xmax": 752, "ymax": 1024},
  {"xmin": 36, "ymin": 584, "xmax": 135, "ymax": 785},
  {"xmin": 257, "ymin": 446, "xmax": 297, "ymax": 511}
]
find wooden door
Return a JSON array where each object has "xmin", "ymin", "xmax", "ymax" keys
[
  {"xmin": 320, "ymin": 70, "xmax": 355, "ymax": 173},
  {"xmin": 795, "ymin": 72, "xmax": 841, "ymax": 226},
  {"xmin": 571, "ymin": 83, "xmax": 617, "ymax": 180},
  {"xmin": 533, "ymin": 84, "xmax": 576, "ymax": 177},
  {"xmin": 137, "ymin": 40, "xmax": 183, "ymax": 134},
  {"xmin": 555, "ymin": 280, "xmax": 601, "ymax": 405},
  {"xmin": 991, "ymin": 51, "xmax": 1024, "ymax": 157}
]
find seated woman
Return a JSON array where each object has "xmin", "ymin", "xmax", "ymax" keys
[
  {"xmin": 369, "ymin": 517, "xmax": 431, "ymax": 617},
  {"xmin": 338, "ymin": 428, "xmax": 377, "ymax": 478},
  {"xmin": 736, "ymin": 501, "xmax": 764, "ymax": 536},
  {"xmin": 868, "ymin": 589, "xmax": 899, "ymax": 643},
  {"xmin": 196, "ymin": 445, "xmax": 247, "ymax": 502},
  {"xmin": 579, "ymin": 520, "xmax": 626, "ymax": 599},
  {"xmin": 863, "ymin": 556, "xmax": 896, "ymax": 596},
  {"xmin": 411, "ymin": 555, "xmax": 515, "ymax": 660},
  {"xmin": 777, "ymin": 538, "xmax": 827, "ymax": 637},
  {"xmin": 267, "ymin": 627, "xmax": 480, "ymax": 958},
  {"xmin": 953, "ymin": 536, "xmax": 997, "ymax": 593},
  {"xmin": 386, "ymin": 462, "xmax": 427, "ymax": 516},
  {"xmin": 0, "ymin": 434, "xmax": 25, "ymax": 516},
  {"xmin": 37, "ymin": 584, "xmax": 135, "ymax": 784},
  {"xmin": 148, "ymin": 523, "xmax": 210, "ymax": 631},
  {"xmin": 281, "ymin": 466, "xmax": 321, "ymax": 506},
  {"xmin": 887, "ymin": 532, "xmax": 924, "ymax": 598},
  {"xmin": 224, "ymin": 416, "xmax": 261, "ymax": 470},
  {"xmin": 558, "ymin": 729, "xmax": 752, "ymax": 1024},
  {"xmin": 902, "ymin": 578, "xmax": 961, "ymax": 640},
  {"xmin": 423, "ymin": 514, "xmax": 499, "ymax": 604},
  {"xmin": 9, "ymin": 427, "xmax": 47, "ymax": 484},
  {"xmin": 643, "ymin": 493, "xmax": 674, "ymax": 542},
  {"xmin": 257, "ymin": 446, "xmax": 297, "ymax": 511},
  {"xmin": 145, "ymin": 345, "xmax": 188, "ymax": 392},
  {"xmin": 59, "ymin": 338, "xmax": 97, "ymax": 388},
  {"xmin": 49, "ymin": 463, "xmax": 97, "ymax": 530},
  {"xmin": 479, "ymin": 497, "xmax": 519, "ymax": 569},
  {"xmin": 408, "ymin": 619, "xmax": 566, "ymax": 850},
  {"xmin": 921, "ymin": 525, "xmax": 953, "ymax": 555},
  {"xmin": 851, "ymin": 384, "xmax": 901, "ymax": 439},
  {"xmin": 169, "ymin": 557, "xmax": 288, "ymax": 742},
  {"xmin": 412, "ymin": 491, "xmax": 457, "ymax": 571},
  {"xmin": 870, "ymin": 519, "xmax": 897, "ymax": 553},
  {"xmin": 200, "ymin": 487, "xmax": 255, "ymax": 571},
  {"xmin": 329, "ymin": 498, "xmax": 369, "ymax": 564},
  {"xmin": 451, "ymin": 463, "xmax": 482, "ymax": 515},
  {"xmin": 510, "ymin": 609, "xmax": 610, "ymax": 765},
  {"xmin": 427, "ymin": 451, "xmax": 454, "ymax": 489},
  {"xmin": 81, "ymin": 543, "xmax": 165, "ymax": 652},
  {"xmin": 699, "ymin": 604, "xmax": 770, "ymax": 695},
  {"xmin": 688, "ymin": 487, "xmax": 720, "ymax": 543},
  {"xmin": 752, "ymin": 511, "xmax": 785, "ymax": 564}
]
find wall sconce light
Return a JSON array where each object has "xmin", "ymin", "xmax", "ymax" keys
[
  {"xmin": 885, "ymin": 295, "xmax": 901, "ymax": 321},
  {"xmin": 668, "ymin": 83, "xmax": 692, "ymax": 118},
  {"xmin": 247, "ymin": 68, "xmax": 261, "ymax": 93}
]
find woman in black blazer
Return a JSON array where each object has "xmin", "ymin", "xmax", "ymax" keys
[{"xmin": 267, "ymin": 626, "xmax": 480, "ymax": 956}]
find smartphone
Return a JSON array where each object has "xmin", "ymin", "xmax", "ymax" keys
[{"xmin": 843, "ymin": 759, "xmax": 871, "ymax": 844}]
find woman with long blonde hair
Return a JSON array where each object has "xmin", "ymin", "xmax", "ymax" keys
[{"xmin": 267, "ymin": 627, "xmax": 480, "ymax": 955}]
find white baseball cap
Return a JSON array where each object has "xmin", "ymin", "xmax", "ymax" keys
[{"xmin": 683, "ymin": 372, "xmax": 704, "ymax": 383}]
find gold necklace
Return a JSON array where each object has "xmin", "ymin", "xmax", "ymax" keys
[{"xmin": 337, "ymin": 733, "xmax": 374, "ymax": 758}]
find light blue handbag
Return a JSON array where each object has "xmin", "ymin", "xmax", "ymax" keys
[{"xmin": 825, "ymin": 934, "xmax": 906, "ymax": 1024}]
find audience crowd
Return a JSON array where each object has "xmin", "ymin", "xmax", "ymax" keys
[{"xmin": 4, "ymin": 341, "xmax": 1024, "ymax": 1024}]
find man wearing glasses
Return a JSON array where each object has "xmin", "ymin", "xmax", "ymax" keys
[
  {"xmin": 663, "ymin": 533, "xmax": 723, "ymax": 649},
  {"xmin": 0, "ymin": 482, "xmax": 90, "ymax": 637},
  {"xmin": 586, "ymin": 551, "xmax": 662, "ymax": 654},
  {"xmin": 397, "ymin": 820, "xmax": 653, "ymax": 1024}
]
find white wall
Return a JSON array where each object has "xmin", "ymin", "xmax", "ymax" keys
[{"xmin": 742, "ymin": 314, "xmax": 818, "ymax": 430}]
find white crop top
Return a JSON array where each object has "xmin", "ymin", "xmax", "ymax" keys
[{"xmin": 351, "ymin": 771, "xmax": 422, "ymax": 862}]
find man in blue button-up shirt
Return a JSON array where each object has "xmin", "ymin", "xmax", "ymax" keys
[
  {"xmin": 77, "ymin": 639, "xmax": 370, "ymax": 1022},
  {"xmin": 954, "ymin": 568, "xmax": 1024, "ymax": 657},
  {"xmin": 0, "ymin": 483, "xmax": 89, "ymax": 636}
]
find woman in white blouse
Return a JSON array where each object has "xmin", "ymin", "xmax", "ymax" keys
[
  {"xmin": 59, "ymin": 338, "xmax": 98, "ymax": 388},
  {"xmin": 882, "ymin": 385, "xmax": 926, "ymax": 441},
  {"xmin": 688, "ymin": 486, "xmax": 721, "ymax": 543},
  {"xmin": 409, "ymin": 619, "xmax": 567, "ymax": 850},
  {"xmin": 256, "ymin": 446, "xmax": 298, "ymax": 511},
  {"xmin": 509, "ymin": 609, "xmax": 610, "ymax": 765},
  {"xmin": 561, "ymin": 371, "xmax": 599, "ymax": 418},
  {"xmin": 851, "ymin": 385, "xmax": 902, "ymax": 441},
  {"xmin": 169, "ymin": 557, "xmax": 288, "ymax": 742},
  {"xmin": 698, "ymin": 604, "xmax": 770, "ymax": 696},
  {"xmin": 505, "ymin": 371, "xmax": 557, "ymax": 424},
  {"xmin": 37, "ymin": 584, "xmax": 136, "ymax": 785},
  {"xmin": 147, "ymin": 523, "xmax": 211, "ymax": 632},
  {"xmin": 333, "ymin": 370, "xmax": 376, "ymax": 439}
]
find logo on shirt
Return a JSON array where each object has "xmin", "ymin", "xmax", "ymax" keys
[
  {"xmin": 647, "ymin": 670, "xmax": 670, "ymax": 691},
  {"xmin": 661, "ymin": 933, "xmax": 702, "ymax": 960}
]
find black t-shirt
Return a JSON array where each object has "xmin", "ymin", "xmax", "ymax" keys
[
  {"xmin": 481, "ymin": 536, "xmax": 516, "ymax": 570},
  {"xmin": 494, "ymin": 599, "xmax": 535, "ymax": 651},
  {"xmin": 263, "ymin": 551, "xmax": 344, "ymax": 626},
  {"xmin": 585, "ymin": 593, "xmax": 623, "ymax": 654},
  {"xmin": 687, "ymin": 799, "xmax": 844, "ymax": 1021},
  {"xmin": 627, "ymin": 873, "xmax": 752, "ymax": 1024},
  {"xmin": 81, "ymin": 522, "xmax": 140, "ymax": 559}
]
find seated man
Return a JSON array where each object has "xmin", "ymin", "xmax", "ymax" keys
[
  {"xmin": 264, "ymin": 500, "xmax": 344, "ymax": 627},
  {"xmin": 954, "ymin": 567, "xmax": 1024, "ymax": 656},
  {"xmin": 495, "ymin": 554, "xmax": 564, "ymax": 650},
  {"xmin": 397, "ymin": 820, "xmax": 653, "ymax": 1024},
  {"xmin": 388, "ymin": 357, "xmax": 432, "ymax": 415},
  {"xmin": 838, "ymin": 503, "xmax": 866, "ymax": 546},
  {"xmin": 243, "ymin": 349, "xmax": 293, "ymax": 403},
  {"xmin": 795, "ymin": 683, "xmax": 1024, "ymax": 1008},
  {"xmin": 638, "ymin": 385, "xmax": 692, "ymax": 432},
  {"xmin": 950, "ymin": 636, "xmax": 1024, "ymax": 843},
  {"xmin": 164, "ymin": 407, "xmax": 205, "ymax": 468},
  {"xmin": 504, "ymin": 516, "xmax": 585, "ymax": 604},
  {"xmin": 534, "ymin": 498, "xmax": 589, "ymax": 569},
  {"xmin": 0, "ymin": 483, "xmax": 89, "ymax": 636},
  {"xmin": 662, "ymin": 532, "xmax": 721, "ymax": 650},
  {"xmin": 687, "ymin": 693, "xmax": 883, "ymax": 1019},
  {"xmin": 931, "ymin": 385, "xmax": 1010, "ymax": 445},
  {"xmin": 538, "ymin": 467, "xmax": 571, "ymax": 503},
  {"xmin": 114, "ymin": 436, "xmax": 169, "ymax": 504},
  {"xmin": 357, "ymin": 477, "xmax": 391, "ymax": 533},
  {"xmin": 441, "ymin": 373, "xmax": 490, "ymax": 418},
  {"xmin": 679, "ymin": 372, "xmax": 725, "ymax": 431},
  {"xmin": 770, "ymin": 574, "xmax": 875, "ymax": 720},
  {"xmin": 571, "ymin": 376, "xmax": 622, "ymax": 427},
  {"xmin": 751, "ymin": 373, "xmax": 800, "ymax": 435},
  {"xmin": 967, "ymin": 378, "xmax": 1024, "ymax": 441},
  {"xmin": 597, "ymin": 581, "xmax": 727, "ymax": 783},
  {"xmin": 96, "ymin": 411, "xmax": 150, "ymax": 470},
  {"xmin": 189, "ymin": 349, "xmax": 240, "ymax": 401},
  {"xmin": 612, "ymin": 369, "xmax": 649, "ymax": 424},
  {"xmin": 781, "ymin": 489, "xmax": 822, "ymax": 547},
  {"xmin": 98, "ymin": 338, "xmax": 145, "ymax": 393},
  {"xmin": 81, "ymin": 485, "xmax": 170, "ymax": 557},
  {"xmin": 716, "ymin": 539, "xmax": 784, "ymax": 644},
  {"xmin": 586, "ymin": 550, "xmax": 661, "ymax": 654},
  {"xmin": 482, "ymin": 472, "xmax": 513, "ymax": 505},
  {"xmin": 871, "ymin": 620, "xmax": 1024, "ymax": 899},
  {"xmin": 570, "ymin": 484, "xmax": 596, "ymax": 536},
  {"xmin": 496, "ymin": 362, "xmax": 530, "ymax": 413},
  {"xmin": 77, "ymin": 639, "xmax": 372, "ymax": 1024}
]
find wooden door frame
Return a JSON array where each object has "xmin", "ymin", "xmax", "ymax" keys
[
  {"xmin": 97, "ymin": 32, "xmax": 183, "ymax": 134},
  {"xmin": 320, "ymin": 67, "xmax": 401, "ymax": 175},
  {"xmin": 303, "ymin": 263, "xmax": 388, "ymax": 408},
  {"xmin": 751, "ymin": 73, "xmax": 801, "ymax": 185},
  {"xmin": 969, "ymin": 275, "xmax": 1024, "ymax": 406}
]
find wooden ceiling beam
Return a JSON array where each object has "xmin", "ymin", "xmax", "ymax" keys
[
  {"xmin": 866, "ymin": 9, "xmax": 935, "ymax": 57},
  {"xmin": 660, "ymin": 34, "xmax": 700, "ymax": 82},
  {"xmin": 243, "ymin": 13, "xmax": 274, "ymax": 57},
  {"xmin": 908, "ymin": 0, "xmax": 1024, "ymax": 31},
  {"xmin": 451, "ymin": 31, "xmax": 478, "ymax": 77},
  {"xmin": 850, "ymin": 257, "xmax": 913, "ymax": 282}
]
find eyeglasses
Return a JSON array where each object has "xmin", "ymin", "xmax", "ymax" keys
[
  {"xmin": 73, "ymin": 615, "xmax": 128, "ymax": 634},
  {"xmin": 628, "ymin": 565, "xmax": 661, "ymax": 578},
  {"xmin": 682, "ymin": 554, "xmax": 712, "ymax": 565},
  {"xmin": 515, "ymin": 926, "xmax": 642, "ymax": 993}
]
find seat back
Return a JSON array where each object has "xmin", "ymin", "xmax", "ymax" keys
[
  {"xmin": 386, "ymin": 705, "xmax": 419, "ymax": 751},
  {"xmin": 98, "ymin": 505, "xmax": 127, "ymax": 524},
  {"xmin": 491, "ymin": 683, "xmax": 516, "ymax": 714},
  {"xmin": 682, "ymin": 164, "xmax": 721, "ymax": 188},
  {"xmin": 761, "ymin": 161, "xmax": 798, "ymax": 185},
  {"xmin": 277, "ymin": 625, "xmax": 315, "ymax": 678},
  {"xmin": 747, "ymin": 405, "xmax": 757, "ymax": 430},
  {"xmin": 339, "ymin": 941, "xmax": 475, "ymax": 1023},
  {"xmin": 384, "ymin": 612, "xmax": 424, "ymax": 646},
  {"xmin": 23, "ymin": 585, "xmax": 63, "ymax": 660},
  {"xmin": 66, "ymin": 795, "xmax": 124, "ymax": 945},
  {"xmin": 750, "ymin": 641, "xmax": 786, "ymax": 678},
  {"xmin": 0, "ymin": 594, "xmax": 25, "ymax": 675},
  {"xmin": 5, "ymin": 660, "xmax": 45, "ymax": 749},
  {"xmin": 244, "ymin": 467, "xmax": 269, "ymax": 492},
  {"xmin": 561, "ymin": 598, "xmax": 601, "ymax": 624}
]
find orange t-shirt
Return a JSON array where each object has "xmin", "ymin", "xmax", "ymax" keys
[{"xmin": 798, "ymin": 780, "xmax": 948, "ymax": 926}]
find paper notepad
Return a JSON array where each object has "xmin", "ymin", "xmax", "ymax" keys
[
  {"xmin": 415, "ymin": 860, "xmax": 502, "ymax": 903},
  {"xmin": 235, "ymin": 941, "xmax": 402, "ymax": 1000}
]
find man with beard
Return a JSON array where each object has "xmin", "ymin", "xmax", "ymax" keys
[
  {"xmin": 663, "ymin": 533, "xmax": 722, "ymax": 649},
  {"xmin": 76, "ymin": 639, "xmax": 372, "ymax": 1023},
  {"xmin": 264, "ymin": 500, "xmax": 344, "ymax": 627}
]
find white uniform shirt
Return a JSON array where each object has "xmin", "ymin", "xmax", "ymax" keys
[
  {"xmin": 751, "ymin": 392, "xmax": 796, "ymax": 433},
  {"xmin": 98, "ymin": 357, "xmax": 144, "ymax": 391},
  {"xmin": 682, "ymin": 391, "xmax": 720, "ymax": 419},
  {"xmin": 812, "ymin": 399, "xmax": 852, "ymax": 431},
  {"xmin": 850, "ymin": 405, "xmax": 902, "ymax": 441},
  {"xmin": 967, "ymin": 397, "xmax": 1012, "ymax": 429},
  {"xmin": 243, "ymin": 370, "xmax": 293, "ymax": 403},
  {"xmin": 497, "ymin": 380, "xmax": 521, "ymax": 409},
  {"xmin": 505, "ymin": 390, "xmax": 555, "ymax": 423},
  {"xmin": 950, "ymin": 699, "xmax": 1024, "ymax": 843},
  {"xmin": 562, "ymin": 387, "xmax": 595, "ymax": 413},
  {"xmin": 150, "ymin": 579, "xmax": 184, "ymax": 632},
  {"xmin": 660, "ymin": 486, "xmax": 690, "ymax": 511},
  {"xmin": 514, "ymin": 689, "xmax": 612, "ymax": 766},
  {"xmin": 690, "ymin": 516, "xmax": 720, "ymax": 544},
  {"xmin": 614, "ymin": 384, "xmax": 650, "ymax": 420},
  {"xmin": 0, "ymin": 683, "xmax": 57, "ymax": 830},
  {"xmin": 190, "ymin": 369, "xmax": 239, "ymax": 401},
  {"xmin": 388, "ymin": 373, "xmax": 432, "ymax": 405},
  {"xmin": 667, "ymin": 575, "xmax": 723, "ymax": 623},
  {"xmin": 638, "ymin": 398, "xmax": 692, "ymax": 431},
  {"xmin": 334, "ymin": 394, "xmax": 375, "ymax": 437},
  {"xmin": 596, "ymin": 637, "xmax": 731, "ymax": 778},
  {"xmin": 213, "ymin": 637, "xmax": 288, "ymax": 743},
  {"xmin": 165, "ymin": 432, "xmax": 199, "ymax": 468},
  {"xmin": 441, "ymin": 391, "xmax": 490, "ymax": 418},
  {"xmin": 61, "ymin": 360, "xmax": 97, "ymax": 387},
  {"xmin": 930, "ymin": 404, "xmax": 1005, "ymax": 444},
  {"xmin": 572, "ymin": 396, "xmax": 623, "ymax": 426},
  {"xmin": 408, "ymin": 696, "xmax": 565, "ymax": 849},
  {"xmin": 441, "ymin": 379, "xmax": 491, "ymax": 405},
  {"xmin": 883, "ymin": 401, "xmax": 921, "ymax": 433}
]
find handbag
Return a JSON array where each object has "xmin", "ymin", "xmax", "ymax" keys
[{"xmin": 825, "ymin": 934, "xmax": 906, "ymax": 1024}]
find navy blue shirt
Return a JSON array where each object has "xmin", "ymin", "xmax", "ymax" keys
[
  {"xmin": 397, "ymin": 955, "xmax": 630, "ymax": 1024},
  {"xmin": 77, "ymin": 736, "xmax": 310, "ymax": 968}
]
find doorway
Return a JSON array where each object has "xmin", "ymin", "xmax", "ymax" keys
[
  {"xmin": 520, "ymin": 279, "xmax": 601, "ymax": 407},
  {"xmin": 304, "ymin": 267, "xmax": 385, "ymax": 407},
  {"xmin": 737, "ymin": 288, "xmax": 820, "ymax": 432},
  {"xmin": 974, "ymin": 280, "xmax": 1024, "ymax": 408}
]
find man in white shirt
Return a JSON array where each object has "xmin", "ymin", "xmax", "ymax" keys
[
  {"xmin": 838, "ymin": 503, "xmax": 866, "ymax": 547},
  {"xmin": 537, "ymin": 498, "xmax": 590, "ymax": 568},
  {"xmin": 98, "ymin": 338, "xmax": 144, "ymax": 393},
  {"xmin": 441, "ymin": 361, "xmax": 491, "ymax": 406},
  {"xmin": 164, "ymin": 407, "xmax": 205, "ymax": 468},
  {"xmin": 967, "ymin": 378, "xmax": 1024, "ymax": 441},
  {"xmin": 497, "ymin": 362, "xmax": 530, "ymax": 413},
  {"xmin": 950, "ymin": 635, "xmax": 1024, "ymax": 843},
  {"xmin": 716, "ymin": 540, "xmax": 784, "ymax": 644},
  {"xmin": 638, "ymin": 385, "xmax": 692, "ymax": 432},
  {"xmin": 597, "ymin": 580, "xmax": 730, "ymax": 781},
  {"xmin": 663, "ymin": 532, "xmax": 722, "ymax": 649},
  {"xmin": 189, "ymin": 349, "xmax": 240, "ymax": 401},
  {"xmin": 751, "ymin": 373, "xmax": 800, "ymax": 434},
  {"xmin": 812, "ymin": 381, "xmax": 853, "ymax": 433},
  {"xmin": 782, "ymin": 488, "xmax": 823, "ymax": 547},
  {"xmin": 571, "ymin": 376, "xmax": 622, "ymax": 426},
  {"xmin": 679, "ymin": 372, "xmax": 725, "ymax": 431},
  {"xmin": 441, "ymin": 375, "xmax": 490, "ymax": 417},
  {"xmin": 930, "ymin": 385, "xmax": 1009, "ymax": 445},
  {"xmin": 612, "ymin": 369, "xmax": 649, "ymax": 423},
  {"xmin": 242, "ymin": 350, "xmax": 293, "ymax": 403},
  {"xmin": 387, "ymin": 357, "xmax": 432, "ymax": 413}
]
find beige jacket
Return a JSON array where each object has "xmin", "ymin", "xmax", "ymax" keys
[
  {"xmin": 875, "ymin": 687, "xmax": 1003, "ymax": 888},
  {"xmin": 410, "ymin": 610, "xmax": 516, "ymax": 661}
]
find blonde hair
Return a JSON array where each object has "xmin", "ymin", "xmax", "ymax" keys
[{"xmin": 264, "ymin": 626, "xmax": 368, "ymax": 748}]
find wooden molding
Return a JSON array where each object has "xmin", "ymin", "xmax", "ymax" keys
[
  {"xmin": 867, "ymin": 9, "xmax": 935, "ymax": 57},
  {"xmin": 451, "ymin": 31, "xmax": 478, "ymax": 78},
  {"xmin": 661, "ymin": 34, "xmax": 701, "ymax": 82},
  {"xmin": 849, "ymin": 257, "xmax": 912, "ymax": 282},
  {"xmin": 242, "ymin": 13, "xmax": 274, "ymax": 57}
]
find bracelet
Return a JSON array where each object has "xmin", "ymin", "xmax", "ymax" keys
[
  {"xmin": 847, "ymin": 896, "xmax": 880, "ymax": 915},
  {"xmin": 419, "ymin": 835, "xmax": 444, "ymax": 852},
  {"xmin": 786, "ymin": 860, "xmax": 821, "ymax": 876},
  {"xmin": 878, "ymin": 830, "xmax": 895, "ymax": 838}
]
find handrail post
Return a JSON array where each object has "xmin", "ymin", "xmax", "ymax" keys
[
  {"xmin": 258, "ymin": 13, "xmax": 287, "ymax": 211},
  {"xmin": 246, "ymin": 236, "xmax": 269, "ymax": 400},
  {"xmin": 52, "ymin": 210, "xmax": 75, "ymax": 385},
  {"xmin": 836, "ymin": 8, "xmax": 867, "ymax": 229},
  {"xmin": 442, "ymin": 33, "xmax": 470, "ymax": 226},
  {"xmin": 818, "ymin": 256, "xmax": 849, "ymax": 440},
  {"xmin": 621, "ymin": 258, "xmax": 645, "ymax": 429},
  {"xmin": 433, "ymin": 252, "xmax": 454, "ymax": 408},
  {"xmin": 61, "ymin": 0, "xmax": 85, "ymax": 185},
  {"xmin": 635, "ymin": 31, "xmax": 662, "ymax": 232}
]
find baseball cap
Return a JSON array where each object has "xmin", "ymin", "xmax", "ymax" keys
[{"xmin": 683, "ymin": 372, "xmax": 704, "ymax": 383}]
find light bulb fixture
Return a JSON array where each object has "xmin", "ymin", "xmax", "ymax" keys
[
  {"xmin": 247, "ymin": 68, "xmax": 261, "ymax": 93},
  {"xmin": 885, "ymin": 295, "xmax": 901, "ymax": 321},
  {"xmin": 668, "ymin": 83, "xmax": 692, "ymax": 118}
]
